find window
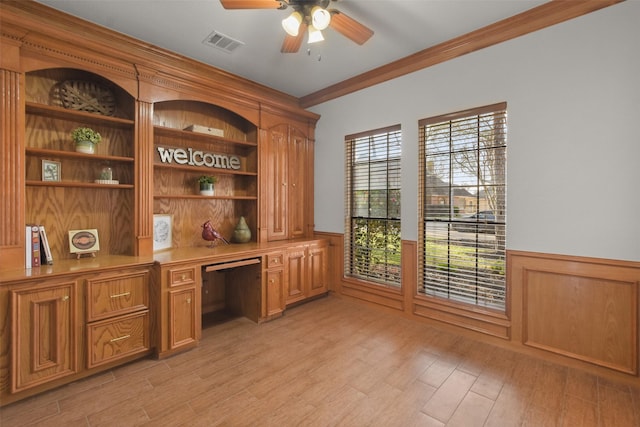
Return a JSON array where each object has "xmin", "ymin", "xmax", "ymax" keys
[
  {"xmin": 419, "ymin": 103, "xmax": 506, "ymax": 310},
  {"xmin": 345, "ymin": 125, "xmax": 401, "ymax": 287}
]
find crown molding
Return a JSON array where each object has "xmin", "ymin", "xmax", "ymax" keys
[{"xmin": 299, "ymin": 0, "xmax": 623, "ymax": 108}]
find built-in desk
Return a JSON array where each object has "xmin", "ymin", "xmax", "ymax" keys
[
  {"xmin": 0, "ymin": 239, "xmax": 328, "ymax": 405},
  {"xmin": 151, "ymin": 238, "xmax": 329, "ymax": 358}
]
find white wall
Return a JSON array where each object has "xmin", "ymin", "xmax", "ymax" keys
[{"xmin": 310, "ymin": 1, "xmax": 640, "ymax": 262}]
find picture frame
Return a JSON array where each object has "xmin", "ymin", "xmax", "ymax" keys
[
  {"xmin": 153, "ymin": 214, "xmax": 172, "ymax": 251},
  {"xmin": 42, "ymin": 160, "xmax": 61, "ymax": 182},
  {"xmin": 68, "ymin": 228, "xmax": 100, "ymax": 257}
]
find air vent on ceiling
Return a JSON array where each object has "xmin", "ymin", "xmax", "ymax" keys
[{"xmin": 203, "ymin": 30, "xmax": 245, "ymax": 53}]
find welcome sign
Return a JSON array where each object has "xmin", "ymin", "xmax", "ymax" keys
[{"xmin": 156, "ymin": 146, "xmax": 241, "ymax": 170}]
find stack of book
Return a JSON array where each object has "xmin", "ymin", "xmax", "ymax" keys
[{"xmin": 25, "ymin": 224, "xmax": 53, "ymax": 268}]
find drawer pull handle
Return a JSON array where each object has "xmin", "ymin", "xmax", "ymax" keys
[
  {"xmin": 110, "ymin": 334, "xmax": 130, "ymax": 343},
  {"xmin": 110, "ymin": 292, "xmax": 131, "ymax": 299}
]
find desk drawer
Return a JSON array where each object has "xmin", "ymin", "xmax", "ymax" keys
[
  {"xmin": 169, "ymin": 266, "xmax": 197, "ymax": 287},
  {"xmin": 87, "ymin": 271, "xmax": 149, "ymax": 322},
  {"xmin": 266, "ymin": 252, "xmax": 284, "ymax": 269},
  {"xmin": 87, "ymin": 311, "xmax": 150, "ymax": 368}
]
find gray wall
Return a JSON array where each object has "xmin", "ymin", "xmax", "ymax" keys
[{"xmin": 310, "ymin": 1, "xmax": 640, "ymax": 262}]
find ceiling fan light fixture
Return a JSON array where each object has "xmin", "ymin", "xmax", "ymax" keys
[
  {"xmin": 311, "ymin": 6, "xmax": 331, "ymax": 31},
  {"xmin": 282, "ymin": 11, "xmax": 302, "ymax": 36},
  {"xmin": 307, "ymin": 25, "xmax": 324, "ymax": 44}
]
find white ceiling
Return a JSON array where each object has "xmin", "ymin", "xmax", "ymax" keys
[{"xmin": 35, "ymin": 0, "xmax": 548, "ymax": 99}]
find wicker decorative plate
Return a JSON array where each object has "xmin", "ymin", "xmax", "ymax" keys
[{"xmin": 59, "ymin": 80, "xmax": 115, "ymax": 116}]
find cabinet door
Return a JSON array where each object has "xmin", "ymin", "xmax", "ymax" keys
[
  {"xmin": 288, "ymin": 127, "xmax": 308, "ymax": 239},
  {"xmin": 169, "ymin": 287, "xmax": 200, "ymax": 350},
  {"xmin": 264, "ymin": 268, "xmax": 285, "ymax": 317},
  {"xmin": 266, "ymin": 124, "xmax": 289, "ymax": 241},
  {"xmin": 11, "ymin": 281, "xmax": 78, "ymax": 393},
  {"xmin": 286, "ymin": 246, "xmax": 307, "ymax": 304},
  {"xmin": 308, "ymin": 243, "xmax": 328, "ymax": 298}
]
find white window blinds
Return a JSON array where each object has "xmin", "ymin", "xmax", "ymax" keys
[
  {"xmin": 345, "ymin": 125, "xmax": 402, "ymax": 287},
  {"xmin": 419, "ymin": 103, "xmax": 507, "ymax": 310}
]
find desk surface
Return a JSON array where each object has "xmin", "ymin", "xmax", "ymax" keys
[{"xmin": 0, "ymin": 238, "xmax": 326, "ymax": 284}]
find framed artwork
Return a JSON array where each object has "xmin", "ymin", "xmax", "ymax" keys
[
  {"xmin": 68, "ymin": 228, "xmax": 100, "ymax": 257},
  {"xmin": 153, "ymin": 214, "xmax": 172, "ymax": 251},
  {"xmin": 42, "ymin": 160, "xmax": 61, "ymax": 182}
]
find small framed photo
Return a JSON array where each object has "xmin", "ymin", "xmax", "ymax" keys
[
  {"xmin": 42, "ymin": 160, "xmax": 61, "ymax": 182},
  {"xmin": 153, "ymin": 214, "xmax": 172, "ymax": 251},
  {"xmin": 68, "ymin": 228, "xmax": 100, "ymax": 257}
]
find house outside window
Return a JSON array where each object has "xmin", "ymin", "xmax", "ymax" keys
[
  {"xmin": 345, "ymin": 125, "xmax": 401, "ymax": 287},
  {"xmin": 419, "ymin": 103, "xmax": 507, "ymax": 310}
]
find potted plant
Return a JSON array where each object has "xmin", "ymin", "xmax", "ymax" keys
[
  {"xmin": 71, "ymin": 127, "xmax": 101, "ymax": 154},
  {"xmin": 198, "ymin": 175, "xmax": 217, "ymax": 196}
]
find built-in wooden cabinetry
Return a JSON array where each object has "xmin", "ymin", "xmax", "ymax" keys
[
  {"xmin": 24, "ymin": 69, "xmax": 137, "ymax": 260},
  {"xmin": 11, "ymin": 280, "xmax": 79, "ymax": 393},
  {"xmin": 0, "ymin": 1, "xmax": 323, "ymax": 406},
  {"xmin": 153, "ymin": 263, "xmax": 202, "ymax": 357},
  {"xmin": 263, "ymin": 117, "xmax": 315, "ymax": 242},
  {"xmin": 1, "ymin": 261, "xmax": 154, "ymax": 406},
  {"xmin": 152, "ymin": 101, "xmax": 259, "ymax": 247},
  {"xmin": 264, "ymin": 251, "xmax": 286, "ymax": 318},
  {"xmin": 85, "ymin": 270, "xmax": 150, "ymax": 369},
  {"xmin": 286, "ymin": 241, "xmax": 328, "ymax": 305}
]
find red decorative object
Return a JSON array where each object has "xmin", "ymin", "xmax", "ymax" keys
[{"xmin": 201, "ymin": 220, "xmax": 229, "ymax": 247}]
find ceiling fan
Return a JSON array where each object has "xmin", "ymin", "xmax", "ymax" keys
[{"xmin": 219, "ymin": 0, "xmax": 374, "ymax": 53}]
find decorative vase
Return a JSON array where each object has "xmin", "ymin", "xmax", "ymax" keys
[
  {"xmin": 199, "ymin": 183, "xmax": 214, "ymax": 196},
  {"xmin": 233, "ymin": 216, "xmax": 251, "ymax": 243},
  {"xmin": 75, "ymin": 141, "xmax": 95, "ymax": 154}
]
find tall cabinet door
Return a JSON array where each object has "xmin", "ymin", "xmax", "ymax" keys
[
  {"xmin": 266, "ymin": 124, "xmax": 289, "ymax": 241},
  {"xmin": 288, "ymin": 127, "xmax": 308, "ymax": 239},
  {"xmin": 11, "ymin": 281, "xmax": 78, "ymax": 393}
]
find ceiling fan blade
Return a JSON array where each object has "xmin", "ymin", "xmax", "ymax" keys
[
  {"xmin": 219, "ymin": 0, "xmax": 282, "ymax": 9},
  {"xmin": 281, "ymin": 22, "xmax": 307, "ymax": 53},
  {"xmin": 329, "ymin": 10, "xmax": 374, "ymax": 45}
]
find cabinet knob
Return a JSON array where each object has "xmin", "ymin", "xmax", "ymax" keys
[
  {"xmin": 292, "ymin": 183, "xmax": 296, "ymax": 187},
  {"xmin": 181, "ymin": 274, "xmax": 187, "ymax": 281},
  {"xmin": 282, "ymin": 182, "xmax": 287, "ymax": 186},
  {"xmin": 186, "ymin": 298, "xmax": 192, "ymax": 304},
  {"xmin": 61, "ymin": 295, "xmax": 69, "ymax": 302},
  {"xmin": 269, "ymin": 279, "xmax": 274, "ymax": 284}
]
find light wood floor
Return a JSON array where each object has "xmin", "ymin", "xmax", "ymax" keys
[{"xmin": 1, "ymin": 295, "xmax": 639, "ymax": 427}]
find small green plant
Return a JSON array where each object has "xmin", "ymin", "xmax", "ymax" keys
[
  {"xmin": 71, "ymin": 127, "xmax": 101, "ymax": 144},
  {"xmin": 198, "ymin": 175, "xmax": 217, "ymax": 185}
]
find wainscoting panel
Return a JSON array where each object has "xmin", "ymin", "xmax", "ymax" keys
[{"xmin": 510, "ymin": 251, "xmax": 639, "ymax": 375}]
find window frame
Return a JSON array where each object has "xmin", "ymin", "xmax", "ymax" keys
[
  {"xmin": 418, "ymin": 102, "xmax": 507, "ymax": 311},
  {"xmin": 344, "ymin": 124, "xmax": 402, "ymax": 288}
]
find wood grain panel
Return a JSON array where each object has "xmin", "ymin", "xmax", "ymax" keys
[
  {"xmin": 314, "ymin": 231, "xmax": 343, "ymax": 294},
  {"xmin": 523, "ymin": 268, "xmax": 638, "ymax": 374},
  {"xmin": 0, "ymin": 69, "xmax": 24, "ymax": 267},
  {"xmin": 153, "ymin": 101, "xmax": 255, "ymax": 141},
  {"xmin": 25, "ymin": 186, "xmax": 134, "ymax": 259},
  {"xmin": 136, "ymin": 101, "xmax": 154, "ymax": 255},
  {"xmin": 86, "ymin": 311, "xmax": 149, "ymax": 368},
  {"xmin": 413, "ymin": 299, "xmax": 511, "ymax": 340},
  {"xmin": 11, "ymin": 281, "xmax": 78, "ymax": 392},
  {"xmin": 169, "ymin": 287, "xmax": 198, "ymax": 350},
  {"xmin": 86, "ymin": 271, "xmax": 149, "ymax": 322},
  {"xmin": 509, "ymin": 251, "xmax": 640, "ymax": 378}
]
